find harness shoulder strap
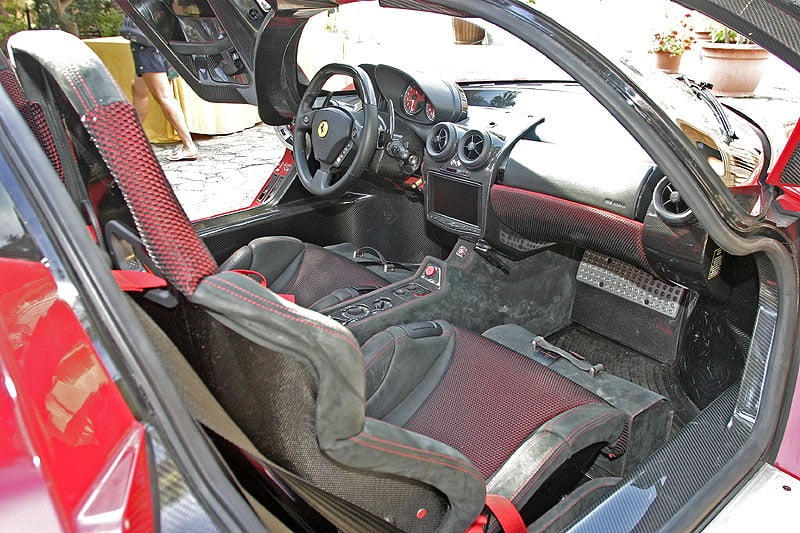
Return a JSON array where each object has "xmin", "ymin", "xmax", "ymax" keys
[{"xmin": 128, "ymin": 299, "xmax": 400, "ymax": 533}]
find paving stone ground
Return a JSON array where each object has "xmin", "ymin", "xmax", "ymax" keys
[{"xmin": 151, "ymin": 123, "xmax": 285, "ymax": 220}]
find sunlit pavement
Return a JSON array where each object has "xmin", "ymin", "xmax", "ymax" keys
[{"xmin": 152, "ymin": 123, "xmax": 285, "ymax": 221}]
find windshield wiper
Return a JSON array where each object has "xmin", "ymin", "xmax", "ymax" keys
[{"xmin": 677, "ymin": 76, "xmax": 737, "ymax": 143}]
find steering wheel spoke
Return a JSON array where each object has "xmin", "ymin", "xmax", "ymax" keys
[{"xmin": 311, "ymin": 165, "xmax": 335, "ymax": 191}]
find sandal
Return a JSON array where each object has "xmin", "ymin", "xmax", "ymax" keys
[{"xmin": 166, "ymin": 146, "xmax": 199, "ymax": 161}]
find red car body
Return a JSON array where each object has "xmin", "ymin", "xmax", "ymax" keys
[{"xmin": 2, "ymin": 0, "xmax": 800, "ymax": 531}]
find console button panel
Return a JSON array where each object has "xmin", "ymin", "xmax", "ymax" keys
[{"xmin": 327, "ymin": 260, "xmax": 444, "ymax": 325}]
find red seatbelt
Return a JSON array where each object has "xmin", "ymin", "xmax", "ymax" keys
[
  {"xmin": 112, "ymin": 268, "xmax": 297, "ymax": 304},
  {"xmin": 465, "ymin": 494, "xmax": 526, "ymax": 533},
  {"xmin": 112, "ymin": 270, "xmax": 168, "ymax": 292},
  {"xmin": 228, "ymin": 269, "xmax": 296, "ymax": 303}
]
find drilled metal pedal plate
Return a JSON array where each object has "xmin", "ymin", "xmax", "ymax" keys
[{"xmin": 577, "ymin": 251, "xmax": 684, "ymax": 318}]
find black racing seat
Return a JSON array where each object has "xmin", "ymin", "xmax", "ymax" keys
[
  {"xmin": 9, "ymin": 31, "xmax": 628, "ymax": 531},
  {"xmin": 219, "ymin": 236, "xmax": 389, "ymax": 309},
  {"xmin": 5, "ymin": 33, "xmax": 387, "ymax": 311}
]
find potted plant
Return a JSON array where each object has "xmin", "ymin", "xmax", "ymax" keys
[
  {"xmin": 691, "ymin": 13, "xmax": 715, "ymax": 42},
  {"xmin": 451, "ymin": 17, "xmax": 485, "ymax": 45},
  {"xmin": 700, "ymin": 24, "xmax": 770, "ymax": 97},
  {"xmin": 650, "ymin": 13, "xmax": 695, "ymax": 74}
]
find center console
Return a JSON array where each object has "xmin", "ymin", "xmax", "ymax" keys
[
  {"xmin": 423, "ymin": 123, "xmax": 501, "ymax": 240},
  {"xmin": 326, "ymin": 258, "xmax": 445, "ymax": 326}
]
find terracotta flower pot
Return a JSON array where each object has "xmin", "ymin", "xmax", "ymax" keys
[
  {"xmin": 700, "ymin": 42, "xmax": 770, "ymax": 97},
  {"xmin": 452, "ymin": 18, "xmax": 485, "ymax": 45},
  {"xmin": 694, "ymin": 30, "xmax": 712, "ymax": 42},
  {"xmin": 654, "ymin": 51, "xmax": 682, "ymax": 74}
]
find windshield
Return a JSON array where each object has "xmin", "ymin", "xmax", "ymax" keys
[
  {"xmin": 297, "ymin": 2, "xmax": 571, "ymax": 85},
  {"xmin": 297, "ymin": 0, "xmax": 782, "ymax": 205}
]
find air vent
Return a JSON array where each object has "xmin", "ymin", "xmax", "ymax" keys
[
  {"xmin": 653, "ymin": 177, "xmax": 693, "ymax": 224},
  {"xmin": 425, "ymin": 123, "xmax": 458, "ymax": 162},
  {"xmin": 458, "ymin": 129, "xmax": 492, "ymax": 169}
]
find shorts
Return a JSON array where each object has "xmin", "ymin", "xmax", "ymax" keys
[{"xmin": 130, "ymin": 42, "xmax": 168, "ymax": 76}]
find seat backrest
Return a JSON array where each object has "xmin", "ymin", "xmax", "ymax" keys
[
  {"xmin": 3, "ymin": 42, "xmax": 141, "ymax": 259},
  {"xmin": 7, "ymin": 30, "xmax": 486, "ymax": 532},
  {"xmin": 0, "ymin": 51, "xmax": 67, "ymax": 184}
]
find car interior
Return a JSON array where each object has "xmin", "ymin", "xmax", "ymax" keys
[{"xmin": 1, "ymin": 0, "xmax": 786, "ymax": 529}]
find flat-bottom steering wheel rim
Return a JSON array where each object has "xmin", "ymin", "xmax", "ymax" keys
[{"xmin": 293, "ymin": 63, "xmax": 379, "ymax": 197}]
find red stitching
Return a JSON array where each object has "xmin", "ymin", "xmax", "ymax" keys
[
  {"xmin": 510, "ymin": 409, "xmax": 623, "ymax": 500},
  {"xmin": 501, "ymin": 403, "xmax": 606, "ymax": 467},
  {"xmin": 542, "ymin": 404, "xmax": 612, "ymax": 439},
  {"xmin": 205, "ymin": 279, "xmax": 360, "ymax": 351},
  {"xmin": 363, "ymin": 330, "xmax": 453, "ymax": 372},
  {"xmin": 71, "ymin": 67, "xmax": 98, "ymax": 107},
  {"xmin": 360, "ymin": 431, "xmax": 477, "ymax": 470},
  {"xmin": 350, "ymin": 437, "xmax": 484, "ymax": 482},
  {"xmin": 363, "ymin": 334, "xmax": 406, "ymax": 372},
  {"xmin": 63, "ymin": 70, "xmax": 89, "ymax": 110}
]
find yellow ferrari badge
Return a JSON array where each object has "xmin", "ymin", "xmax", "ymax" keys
[{"xmin": 317, "ymin": 120, "xmax": 329, "ymax": 138}]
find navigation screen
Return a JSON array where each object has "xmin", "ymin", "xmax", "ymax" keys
[{"xmin": 429, "ymin": 174, "xmax": 481, "ymax": 227}]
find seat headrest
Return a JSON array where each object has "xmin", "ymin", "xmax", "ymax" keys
[{"xmin": 8, "ymin": 30, "xmax": 218, "ymax": 295}]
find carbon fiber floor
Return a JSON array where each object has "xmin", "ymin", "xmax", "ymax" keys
[{"xmin": 548, "ymin": 324, "xmax": 699, "ymax": 431}]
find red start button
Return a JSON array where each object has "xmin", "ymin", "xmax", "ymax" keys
[{"xmin": 424, "ymin": 265, "xmax": 437, "ymax": 277}]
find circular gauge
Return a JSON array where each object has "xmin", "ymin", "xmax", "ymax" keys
[
  {"xmin": 402, "ymin": 84, "xmax": 426, "ymax": 115},
  {"xmin": 425, "ymin": 101, "xmax": 436, "ymax": 121}
]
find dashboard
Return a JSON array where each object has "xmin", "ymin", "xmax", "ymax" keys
[
  {"xmin": 351, "ymin": 64, "xmax": 767, "ymax": 298},
  {"xmin": 371, "ymin": 65, "xmax": 468, "ymax": 125}
]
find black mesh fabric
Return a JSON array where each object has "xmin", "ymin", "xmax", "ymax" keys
[
  {"xmin": 82, "ymin": 102, "xmax": 217, "ymax": 295},
  {"xmin": 403, "ymin": 327, "xmax": 609, "ymax": 479},
  {"xmin": 0, "ymin": 59, "xmax": 65, "ymax": 183},
  {"xmin": 185, "ymin": 308, "xmax": 449, "ymax": 531},
  {"xmin": 0, "ymin": 62, "xmax": 25, "ymax": 103},
  {"xmin": 281, "ymin": 243, "xmax": 389, "ymax": 307},
  {"xmin": 490, "ymin": 185, "xmax": 654, "ymax": 274}
]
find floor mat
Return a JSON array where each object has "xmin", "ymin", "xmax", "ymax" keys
[{"xmin": 549, "ymin": 324, "xmax": 699, "ymax": 431}]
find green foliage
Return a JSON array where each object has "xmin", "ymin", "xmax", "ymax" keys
[
  {"xmin": 1, "ymin": 0, "xmax": 29, "ymax": 50},
  {"xmin": 708, "ymin": 22, "xmax": 751, "ymax": 44},
  {"xmin": 650, "ymin": 13, "xmax": 695, "ymax": 56},
  {"xmin": 323, "ymin": 7, "xmax": 338, "ymax": 32},
  {"xmin": 32, "ymin": 0, "xmax": 124, "ymax": 38}
]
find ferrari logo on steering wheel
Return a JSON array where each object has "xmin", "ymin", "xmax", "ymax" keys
[{"xmin": 317, "ymin": 120, "xmax": 329, "ymax": 138}]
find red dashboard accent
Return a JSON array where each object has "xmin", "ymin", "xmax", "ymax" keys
[
  {"xmin": 490, "ymin": 184, "xmax": 653, "ymax": 274},
  {"xmin": 403, "ymin": 84, "xmax": 426, "ymax": 115}
]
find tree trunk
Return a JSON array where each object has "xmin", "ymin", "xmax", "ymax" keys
[{"xmin": 46, "ymin": 0, "xmax": 79, "ymax": 36}]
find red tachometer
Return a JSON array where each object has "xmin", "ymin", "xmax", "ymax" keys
[
  {"xmin": 402, "ymin": 84, "xmax": 426, "ymax": 115},
  {"xmin": 425, "ymin": 101, "xmax": 436, "ymax": 121}
]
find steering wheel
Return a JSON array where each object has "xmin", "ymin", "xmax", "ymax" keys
[{"xmin": 293, "ymin": 63, "xmax": 379, "ymax": 197}]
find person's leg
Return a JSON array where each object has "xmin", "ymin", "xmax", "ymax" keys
[
  {"xmin": 141, "ymin": 71, "xmax": 198, "ymax": 156},
  {"xmin": 131, "ymin": 75, "xmax": 150, "ymax": 121}
]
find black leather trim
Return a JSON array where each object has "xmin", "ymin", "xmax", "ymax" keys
[
  {"xmin": 363, "ymin": 322, "xmax": 457, "ymax": 425},
  {"xmin": 218, "ymin": 236, "xmax": 306, "ymax": 291},
  {"xmin": 10, "ymin": 31, "xmax": 128, "ymax": 116}
]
